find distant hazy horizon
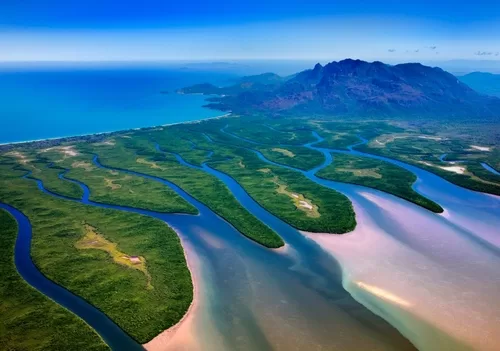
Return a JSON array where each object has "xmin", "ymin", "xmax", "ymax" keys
[{"xmin": 2, "ymin": 58, "xmax": 500, "ymax": 75}]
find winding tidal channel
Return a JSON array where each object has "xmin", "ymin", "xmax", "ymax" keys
[{"xmin": 2, "ymin": 129, "xmax": 499, "ymax": 351}]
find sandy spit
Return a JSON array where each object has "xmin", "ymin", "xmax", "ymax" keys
[{"xmin": 143, "ymin": 236, "xmax": 201, "ymax": 351}]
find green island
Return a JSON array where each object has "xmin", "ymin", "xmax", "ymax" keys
[{"xmin": 316, "ymin": 153, "xmax": 444, "ymax": 213}]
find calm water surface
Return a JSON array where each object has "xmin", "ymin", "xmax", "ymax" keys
[{"xmin": 0, "ymin": 66, "xmax": 234, "ymax": 144}]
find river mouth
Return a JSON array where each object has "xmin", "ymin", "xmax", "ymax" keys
[{"xmin": 4, "ymin": 124, "xmax": 500, "ymax": 350}]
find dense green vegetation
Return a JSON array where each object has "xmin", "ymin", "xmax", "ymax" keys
[
  {"xmin": 0, "ymin": 159, "xmax": 194, "ymax": 343},
  {"xmin": 2, "ymin": 153, "xmax": 85, "ymax": 199},
  {"xmin": 253, "ymin": 144, "xmax": 324, "ymax": 171},
  {"xmin": 82, "ymin": 136, "xmax": 284, "ymax": 248},
  {"xmin": 1, "ymin": 113, "xmax": 498, "ymax": 350},
  {"xmin": 316, "ymin": 154, "xmax": 443, "ymax": 212},
  {"xmin": 0, "ymin": 209, "xmax": 108, "ymax": 351},
  {"xmin": 208, "ymin": 148, "xmax": 356, "ymax": 233},
  {"xmin": 64, "ymin": 154, "xmax": 197, "ymax": 214},
  {"xmin": 357, "ymin": 131, "xmax": 500, "ymax": 196},
  {"xmin": 147, "ymin": 121, "xmax": 356, "ymax": 233},
  {"xmin": 308, "ymin": 120, "xmax": 405, "ymax": 149},
  {"xmin": 225, "ymin": 119, "xmax": 314, "ymax": 145}
]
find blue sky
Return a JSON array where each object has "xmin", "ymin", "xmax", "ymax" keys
[{"xmin": 1, "ymin": 0, "xmax": 499, "ymax": 62}]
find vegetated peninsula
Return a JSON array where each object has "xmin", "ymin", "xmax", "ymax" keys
[{"xmin": 179, "ymin": 59, "xmax": 500, "ymax": 119}]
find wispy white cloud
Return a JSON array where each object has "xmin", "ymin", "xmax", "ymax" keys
[{"xmin": 474, "ymin": 51, "xmax": 498, "ymax": 56}]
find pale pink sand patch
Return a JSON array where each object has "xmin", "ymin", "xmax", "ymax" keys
[
  {"xmin": 420, "ymin": 161, "xmax": 467, "ymax": 174},
  {"xmin": 302, "ymin": 190, "xmax": 500, "ymax": 351},
  {"xmin": 144, "ymin": 228, "xmax": 226, "ymax": 351},
  {"xmin": 470, "ymin": 145, "xmax": 491, "ymax": 152},
  {"xmin": 41, "ymin": 145, "xmax": 79, "ymax": 157},
  {"xmin": 143, "ymin": 237, "xmax": 201, "ymax": 351}
]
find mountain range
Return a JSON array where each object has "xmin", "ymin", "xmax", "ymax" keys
[
  {"xmin": 458, "ymin": 72, "xmax": 500, "ymax": 98},
  {"xmin": 178, "ymin": 59, "xmax": 500, "ymax": 119}
]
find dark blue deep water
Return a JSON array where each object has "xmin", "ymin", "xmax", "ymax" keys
[{"xmin": 0, "ymin": 65, "xmax": 235, "ymax": 144}]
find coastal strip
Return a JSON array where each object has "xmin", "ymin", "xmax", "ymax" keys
[{"xmin": 0, "ymin": 113, "xmax": 232, "ymax": 152}]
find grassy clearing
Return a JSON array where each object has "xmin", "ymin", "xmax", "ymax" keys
[
  {"xmin": 271, "ymin": 148, "xmax": 295, "ymax": 157},
  {"xmin": 76, "ymin": 223, "xmax": 152, "ymax": 289},
  {"xmin": 255, "ymin": 144, "xmax": 324, "ymax": 170},
  {"xmin": 271, "ymin": 174, "xmax": 320, "ymax": 218},
  {"xmin": 0, "ymin": 209, "xmax": 109, "ymax": 351}
]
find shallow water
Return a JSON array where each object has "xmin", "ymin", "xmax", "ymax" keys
[{"xmin": 220, "ymin": 128, "xmax": 500, "ymax": 350}]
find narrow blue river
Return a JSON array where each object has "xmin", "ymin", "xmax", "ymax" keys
[{"xmin": 0, "ymin": 202, "xmax": 144, "ymax": 351}]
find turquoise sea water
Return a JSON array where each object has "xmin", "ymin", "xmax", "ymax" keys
[{"xmin": 0, "ymin": 65, "xmax": 235, "ymax": 144}]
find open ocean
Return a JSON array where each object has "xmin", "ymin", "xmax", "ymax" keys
[{"xmin": 0, "ymin": 64, "xmax": 237, "ymax": 144}]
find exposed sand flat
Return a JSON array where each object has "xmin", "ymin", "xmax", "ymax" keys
[
  {"xmin": 470, "ymin": 145, "xmax": 491, "ymax": 152},
  {"xmin": 302, "ymin": 191, "xmax": 500, "ymax": 351},
  {"xmin": 438, "ymin": 165, "xmax": 466, "ymax": 174},
  {"xmin": 5, "ymin": 151, "xmax": 31, "ymax": 164},
  {"xmin": 144, "ymin": 233, "xmax": 223, "ymax": 351},
  {"xmin": 299, "ymin": 200, "xmax": 313, "ymax": 210},
  {"xmin": 271, "ymin": 148, "xmax": 295, "ymax": 158},
  {"xmin": 421, "ymin": 161, "xmax": 467, "ymax": 174},
  {"xmin": 374, "ymin": 134, "xmax": 445, "ymax": 147},
  {"xmin": 94, "ymin": 139, "xmax": 116, "ymax": 146},
  {"xmin": 41, "ymin": 145, "xmax": 79, "ymax": 157},
  {"xmin": 417, "ymin": 135, "xmax": 443, "ymax": 141}
]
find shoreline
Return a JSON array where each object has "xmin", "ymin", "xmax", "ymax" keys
[
  {"xmin": 143, "ymin": 233, "xmax": 201, "ymax": 351},
  {"xmin": 0, "ymin": 113, "xmax": 232, "ymax": 151}
]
